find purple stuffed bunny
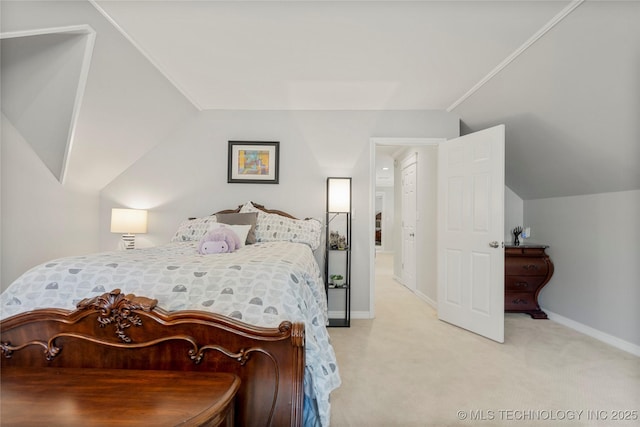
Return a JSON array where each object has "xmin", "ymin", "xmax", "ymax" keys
[{"xmin": 198, "ymin": 225, "xmax": 241, "ymax": 254}]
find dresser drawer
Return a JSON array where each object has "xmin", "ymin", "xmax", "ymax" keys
[
  {"xmin": 505, "ymin": 275, "xmax": 546, "ymax": 291},
  {"xmin": 505, "ymin": 257, "xmax": 548, "ymax": 276},
  {"xmin": 505, "ymin": 292, "xmax": 538, "ymax": 311}
]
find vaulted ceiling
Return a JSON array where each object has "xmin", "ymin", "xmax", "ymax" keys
[{"xmin": 2, "ymin": 1, "xmax": 638, "ymax": 199}]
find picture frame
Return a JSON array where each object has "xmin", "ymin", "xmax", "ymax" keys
[{"xmin": 227, "ymin": 141, "xmax": 280, "ymax": 184}]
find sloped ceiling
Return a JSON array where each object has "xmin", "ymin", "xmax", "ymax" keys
[
  {"xmin": 0, "ymin": 0, "xmax": 197, "ymax": 192},
  {"xmin": 454, "ymin": 0, "xmax": 640, "ymax": 199},
  {"xmin": 94, "ymin": 0, "xmax": 567, "ymax": 111},
  {"xmin": 92, "ymin": 0, "xmax": 640, "ymax": 199},
  {"xmin": 2, "ymin": 0, "xmax": 638, "ymax": 199},
  {"xmin": 1, "ymin": 28, "xmax": 93, "ymax": 183}
]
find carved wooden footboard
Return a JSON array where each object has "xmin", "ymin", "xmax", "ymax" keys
[{"xmin": 0, "ymin": 289, "xmax": 305, "ymax": 427}]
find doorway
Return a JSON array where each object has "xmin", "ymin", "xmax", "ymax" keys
[
  {"xmin": 370, "ymin": 126, "xmax": 506, "ymax": 343},
  {"xmin": 370, "ymin": 138, "xmax": 443, "ymax": 318}
]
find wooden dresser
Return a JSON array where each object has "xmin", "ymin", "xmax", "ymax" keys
[
  {"xmin": 1, "ymin": 367, "xmax": 240, "ymax": 427},
  {"xmin": 504, "ymin": 245, "xmax": 554, "ymax": 319}
]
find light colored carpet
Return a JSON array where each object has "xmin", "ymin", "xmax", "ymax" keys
[{"xmin": 328, "ymin": 252, "xmax": 639, "ymax": 426}]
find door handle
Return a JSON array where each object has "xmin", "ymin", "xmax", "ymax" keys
[{"xmin": 489, "ymin": 241, "xmax": 500, "ymax": 248}]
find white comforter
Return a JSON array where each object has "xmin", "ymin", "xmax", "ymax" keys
[{"xmin": 0, "ymin": 241, "xmax": 341, "ymax": 427}]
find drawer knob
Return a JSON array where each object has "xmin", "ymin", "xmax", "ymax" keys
[
  {"xmin": 515, "ymin": 282, "xmax": 529, "ymax": 288},
  {"xmin": 512, "ymin": 298, "xmax": 528, "ymax": 304}
]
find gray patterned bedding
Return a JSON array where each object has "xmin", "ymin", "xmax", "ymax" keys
[{"xmin": 0, "ymin": 240, "xmax": 341, "ymax": 427}]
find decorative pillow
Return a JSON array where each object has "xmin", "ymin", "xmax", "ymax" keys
[
  {"xmin": 240, "ymin": 202, "xmax": 322, "ymax": 250},
  {"xmin": 215, "ymin": 212, "xmax": 258, "ymax": 244},
  {"xmin": 207, "ymin": 223, "xmax": 252, "ymax": 248},
  {"xmin": 171, "ymin": 216, "xmax": 217, "ymax": 242}
]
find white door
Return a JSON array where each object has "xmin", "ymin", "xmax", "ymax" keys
[
  {"xmin": 437, "ymin": 125, "xmax": 505, "ymax": 343},
  {"xmin": 401, "ymin": 154, "xmax": 417, "ymax": 292}
]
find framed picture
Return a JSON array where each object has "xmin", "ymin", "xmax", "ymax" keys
[{"xmin": 228, "ymin": 141, "xmax": 280, "ymax": 184}]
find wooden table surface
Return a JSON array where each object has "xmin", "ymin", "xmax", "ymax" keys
[{"xmin": 1, "ymin": 367, "xmax": 241, "ymax": 427}]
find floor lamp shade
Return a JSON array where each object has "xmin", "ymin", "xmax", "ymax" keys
[{"xmin": 327, "ymin": 177, "xmax": 351, "ymax": 213}]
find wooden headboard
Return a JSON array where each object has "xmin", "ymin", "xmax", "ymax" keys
[
  {"xmin": 214, "ymin": 202, "xmax": 299, "ymax": 219},
  {"xmin": 0, "ymin": 289, "xmax": 304, "ymax": 427}
]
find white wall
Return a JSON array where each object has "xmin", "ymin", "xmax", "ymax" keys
[
  {"xmin": 2, "ymin": 0, "xmax": 198, "ymax": 192},
  {"xmin": 1, "ymin": 114, "xmax": 99, "ymax": 291},
  {"xmin": 374, "ymin": 186, "xmax": 394, "ymax": 252},
  {"xmin": 505, "ymin": 185, "xmax": 523, "ymax": 244},
  {"xmin": 416, "ymin": 146, "xmax": 438, "ymax": 304},
  {"xmin": 1, "ymin": 0, "xmax": 199, "ymax": 291},
  {"xmin": 100, "ymin": 109, "xmax": 460, "ymax": 315},
  {"xmin": 1, "ymin": 32, "xmax": 90, "ymax": 182},
  {"xmin": 524, "ymin": 190, "xmax": 640, "ymax": 348}
]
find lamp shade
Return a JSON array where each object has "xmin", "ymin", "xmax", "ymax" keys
[
  {"xmin": 327, "ymin": 177, "xmax": 351, "ymax": 213},
  {"xmin": 110, "ymin": 208, "xmax": 148, "ymax": 234}
]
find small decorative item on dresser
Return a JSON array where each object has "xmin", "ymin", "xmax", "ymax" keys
[
  {"xmin": 512, "ymin": 226, "xmax": 523, "ymax": 246},
  {"xmin": 504, "ymin": 244, "xmax": 554, "ymax": 319}
]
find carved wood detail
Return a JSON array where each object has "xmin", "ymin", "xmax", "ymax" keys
[
  {"xmin": 214, "ymin": 202, "xmax": 299, "ymax": 219},
  {"xmin": 76, "ymin": 288, "xmax": 157, "ymax": 343},
  {"xmin": 1, "ymin": 289, "xmax": 304, "ymax": 427}
]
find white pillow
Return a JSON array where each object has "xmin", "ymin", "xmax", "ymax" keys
[
  {"xmin": 207, "ymin": 223, "xmax": 252, "ymax": 248},
  {"xmin": 240, "ymin": 202, "xmax": 322, "ymax": 250},
  {"xmin": 171, "ymin": 216, "xmax": 217, "ymax": 242}
]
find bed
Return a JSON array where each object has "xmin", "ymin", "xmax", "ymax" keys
[{"xmin": 0, "ymin": 202, "xmax": 340, "ymax": 427}]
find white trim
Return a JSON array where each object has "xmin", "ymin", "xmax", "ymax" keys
[
  {"xmin": 369, "ymin": 141, "xmax": 377, "ymax": 319},
  {"xmin": 392, "ymin": 274, "xmax": 404, "ymax": 285},
  {"xmin": 329, "ymin": 310, "xmax": 371, "ymax": 320},
  {"xmin": 415, "ymin": 290, "xmax": 437, "ymax": 310},
  {"xmin": 446, "ymin": 0, "xmax": 585, "ymax": 112},
  {"xmin": 0, "ymin": 25, "xmax": 94, "ymax": 39},
  {"xmin": 544, "ymin": 308, "xmax": 640, "ymax": 357},
  {"xmin": 61, "ymin": 30, "xmax": 95, "ymax": 185},
  {"xmin": 350, "ymin": 311, "xmax": 372, "ymax": 320},
  {"xmin": 88, "ymin": 0, "xmax": 203, "ymax": 111},
  {"xmin": 1, "ymin": 25, "xmax": 96, "ymax": 185},
  {"xmin": 371, "ymin": 138, "xmax": 442, "ymax": 147}
]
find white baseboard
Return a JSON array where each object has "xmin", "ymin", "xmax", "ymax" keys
[
  {"xmin": 415, "ymin": 290, "xmax": 437, "ymax": 309},
  {"xmin": 392, "ymin": 275, "xmax": 404, "ymax": 285},
  {"xmin": 328, "ymin": 306, "xmax": 640, "ymax": 357},
  {"xmin": 543, "ymin": 308, "xmax": 640, "ymax": 357},
  {"xmin": 351, "ymin": 311, "xmax": 372, "ymax": 319},
  {"xmin": 328, "ymin": 310, "xmax": 371, "ymax": 320}
]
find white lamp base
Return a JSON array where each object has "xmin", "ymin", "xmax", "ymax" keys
[{"xmin": 120, "ymin": 234, "xmax": 136, "ymax": 250}]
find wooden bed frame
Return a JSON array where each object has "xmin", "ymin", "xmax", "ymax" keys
[
  {"xmin": 1, "ymin": 289, "xmax": 304, "ymax": 426},
  {"xmin": 214, "ymin": 201, "xmax": 298, "ymax": 219},
  {"xmin": 1, "ymin": 203, "xmax": 312, "ymax": 427}
]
